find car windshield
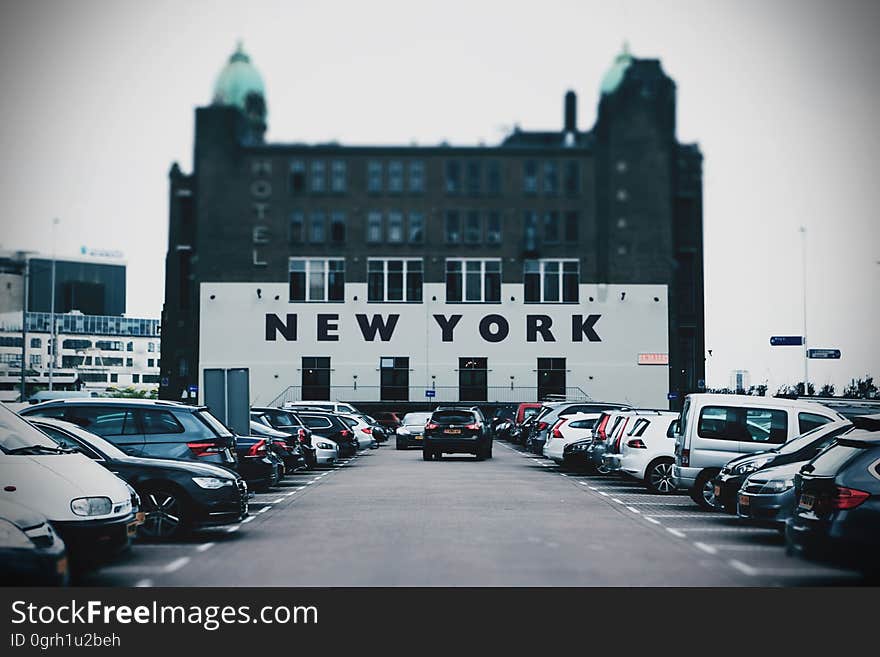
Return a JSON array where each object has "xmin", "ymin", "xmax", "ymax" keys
[
  {"xmin": 196, "ymin": 410, "xmax": 234, "ymax": 437},
  {"xmin": 0, "ymin": 405, "xmax": 62, "ymax": 453},
  {"xmin": 403, "ymin": 413, "xmax": 432, "ymax": 426},
  {"xmin": 776, "ymin": 422, "xmax": 851, "ymax": 456},
  {"xmin": 432, "ymin": 411, "xmax": 475, "ymax": 423}
]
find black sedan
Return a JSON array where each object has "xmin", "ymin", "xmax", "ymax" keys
[
  {"xmin": 423, "ymin": 409, "xmax": 492, "ymax": 460},
  {"xmin": 561, "ymin": 437, "xmax": 593, "ymax": 469},
  {"xmin": 712, "ymin": 419, "xmax": 855, "ymax": 513},
  {"xmin": 31, "ymin": 418, "xmax": 248, "ymax": 540},
  {"xmin": 235, "ymin": 436, "xmax": 283, "ymax": 492},
  {"xmin": 0, "ymin": 498, "xmax": 69, "ymax": 586},
  {"xmin": 250, "ymin": 420, "xmax": 305, "ymax": 473},
  {"xmin": 786, "ymin": 431, "xmax": 880, "ymax": 576}
]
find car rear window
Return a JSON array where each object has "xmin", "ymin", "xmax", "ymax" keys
[
  {"xmin": 403, "ymin": 413, "xmax": 432, "ymax": 425},
  {"xmin": 697, "ymin": 406, "xmax": 787, "ymax": 444},
  {"xmin": 141, "ymin": 410, "xmax": 185, "ymax": 435},
  {"xmin": 432, "ymin": 411, "xmax": 475, "ymax": 423},
  {"xmin": 195, "ymin": 410, "xmax": 234, "ymax": 437},
  {"xmin": 65, "ymin": 407, "xmax": 139, "ymax": 437},
  {"xmin": 301, "ymin": 415, "xmax": 333, "ymax": 430},
  {"xmin": 522, "ymin": 407, "xmax": 539, "ymax": 420},
  {"xmin": 798, "ymin": 412, "xmax": 833, "ymax": 434},
  {"xmin": 568, "ymin": 419, "xmax": 595, "ymax": 429},
  {"xmin": 807, "ymin": 443, "xmax": 863, "ymax": 476}
]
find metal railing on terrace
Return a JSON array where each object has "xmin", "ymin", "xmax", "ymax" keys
[{"xmin": 266, "ymin": 385, "xmax": 592, "ymax": 408}]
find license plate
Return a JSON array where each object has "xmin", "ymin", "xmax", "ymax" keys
[
  {"xmin": 445, "ymin": 429, "xmax": 461, "ymax": 434},
  {"xmin": 738, "ymin": 494, "xmax": 750, "ymax": 507},
  {"xmin": 799, "ymin": 493, "xmax": 815, "ymax": 511},
  {"xmin": 414, "ymin": 434, "xmax": 422, "ymax": 440}
]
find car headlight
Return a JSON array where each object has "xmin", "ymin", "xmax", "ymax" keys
[
  {"xmin": 316, "ymin": 442, "xmax": 334, "ymax": 450},
  {"xmin": 192, "ymin": 477, "xmax": 234, "ymax": 489},
  {"xmin": 397, "ymin": 428, "xmax": 411, "ymax": 435},
  {"xmin": 759, "ymin": 478, "xmax": 795, "ymax": 494},
  {"xmin": 70, "ymin": 497, "xmax": 112, "ymax": 516},
  {"xmin": 733, "ymin": 456, "xmax": 773, "ymax": 475},
  {"xmin": 0, "ymin": 518, "xmax": 34, "ymax": 549}
]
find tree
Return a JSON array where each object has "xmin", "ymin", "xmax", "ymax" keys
[
  {"xmin": 795, "ymin": 382, "xmax": 815, "ymax": 397},
  {"xmin": 818, "ymin": 383, "xmax": 835, "ymax": 397},
  {"xmin": 748, "ymin": 384, "xmax": 768, "ymax": 397},
  {"xmin": 842, "ymin": 375, "xmax": 877, "ymax": 399}
]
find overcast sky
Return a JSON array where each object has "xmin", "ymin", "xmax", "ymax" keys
[{"xmin": 1, "ymin": 0, "xmax": 878, "ymax": 392}]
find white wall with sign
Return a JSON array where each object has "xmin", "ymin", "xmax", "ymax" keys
[{"xmin": 199, "ymin": 282, "xmax": 669, "ymax": 407}]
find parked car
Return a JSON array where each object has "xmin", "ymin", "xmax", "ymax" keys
[
  {"xmin": 561, "ymin": 437, "xmax": 593, "ymax": 469},
  {"xmin": 423, "ymin": 408, "xmax": 492, "ymax": 461},
  {"xmin": 489, "ymin": 406, "xmax": 517, "ymax": 441},
  {"xmin": 296, "ymin": 411, "xmax": 359, "ymax": 458},
  {"xmin": 338, "ymin": 414, "xmax": 379, "ymax": 449},
  {"xmin": 586, "ymin": 409, "xmax": 634, "ymax": 473},
  {"xmin": 312, "ymin": 437, "xmax": 340, "ymax": 466},
  {"xmin": 395, "ymin": 412, "xmax": 432, "ymax": 450},
  {"xmin": 250, "ymin": 407, "xmax": 316, "ymax": 468},
  {"xmin": 32, "ymin": 417, "xmax": 248, "ymax": 539},
  {"xmin": 785, "ymin": 431, "xmax": 880, "ymax": 574},
  {"xmin": 736, "ymin": 461, "xmax": 805, "ymax": 530},
  {"xmin": 358, "ymin": 415, "xmax": 390, "ymax": 443},
  {"xmin": 1, "ymin": 404, "xmax": 138, "ymax": 568},
  {"xmin": 515, "ymin": 403, "xmax": 542, "ymax": 427},
  {"xmin": 234, "ymin": 436, "xmax": 282, "ymax": 492},
  {"xmin": 282, "ymin": 401, "xmax": 359, "ymax": 415},
  {"xmin": 20, "ymin": 399, "xmax": 238, "ymax": 469},
  {"xmin": 249, "ymin": 419, "xmax": 305, "ymax": 473},
  {"xmin": 672, "ymin": 393, "xmax": 843, "ymax": 509},
  {"xmin": 614, "ymin": 411, "xmax": 680, "ymax": 493},
  {"xmin": 531, "ymin": 402, "xmax": 628, "ymax": 455},
  {"xmin": 712, "ymin": 419, "xmax": 855, "ymax": 513},
  {"xmin": 543, "ymin": 413, "xmax": 600, "ymax": 464},
  {"xmin": 0, "ymin": 498, "xmax": 69, "ymax": 586}
]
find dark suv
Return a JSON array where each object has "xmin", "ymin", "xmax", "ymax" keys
[
  {"xmin": 20, "ymin": 399, "xmax": 237, "ymax": 468},
  {"xmin": 423, "ymin": 409, "xmax": 492, "ymax": 461},
  {"xmin": 296, "ymin": 412, "xmax": 359, "ymax": 458}
]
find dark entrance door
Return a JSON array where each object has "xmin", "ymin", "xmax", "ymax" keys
[
  {"xmin": 380, "ymin": 357, "xmax": 409, "ymax": 401},
  {"xmin": 459, "ymin": 357, "xmax": 488, "ymax": 401},
  {"xmin": 537, "ymin": 358, "xmax": 566, "ymax": 400},
  {"xmin": 302, "ymin": 357, "xmax": 331, "ymax": 400}
]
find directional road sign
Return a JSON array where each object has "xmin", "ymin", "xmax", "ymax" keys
[
  {"xmin": 770, "ymin": 336, "xmax": 804, "ymax": 346},
  {"xmin": 807, "ymin": 349, "xmax": 841, "ymax": 359}
]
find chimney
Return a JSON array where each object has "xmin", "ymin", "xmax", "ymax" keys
[{"xmin": 564, "ymin": 90, "xmax": 577, "ymax": 132}]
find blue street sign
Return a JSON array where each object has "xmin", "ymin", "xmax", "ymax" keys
[
  {"xmin": 807, "ymin": 349, "xmax": 841, "ymax": 360},
  {"xmin": 425, "ymin": 389, "xmax": 436, "ymax": 398},
  {"xmin": 667, "ymin": 392, "xmax": 679, "ymax": 400},
  {"xmin": 770, "ymin": 336, "xmax": 804, "ymax": 346},
  {"xmin": 188, "ymin": 385, "xmax": 199, "ymax": 393}
]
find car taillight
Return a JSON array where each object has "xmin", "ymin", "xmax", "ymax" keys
[
  {"xmin": 361, "ymin": 427, "xmax": 372, "ymax": 434},
  {"xmin": 830, "ymin": 486, "xmax": 870, "ymax": 510},
  {"xmin": 465, "ymin": 423, "xmax": 481, "ymax": 430},
  {"xmin": 681, "ymin": 448, "xmax": 690, "ymax": 467},
  {"xmin": 297, "ymin": 428, "xmax": 307, "ymax": 443},
  {"xmin": 247, "ymin": 439, "xmax": 267, "ymax": 457},
  {"xmin": 596, "ymin": 416, "xmax": 609, "ymax": 441},
  {"xmin": 340, "ymin": 429, "xmax": 351, "ymax": 439},
  {"xmin": 537, "ymin": 421, "xmax": 549, "ymax": 431},
  {"xmin": 187, "ymin": 442, "xmax": 221, "ymax": 457},
  {"xmin": 551, "ymin": 421, "xmax": 565, "ymax": 438},
  {"xmin": 627, "ymin": 439, "xmax": 647, "ymax": 449},
  {"xmin": 425, "ymin": 422, "xmax": 439, "ymax": 430}
]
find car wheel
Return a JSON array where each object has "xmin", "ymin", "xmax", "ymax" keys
[
  {"xmin": 645, "ymin": 458, "xmax": 676, "ymax": 494},
  {"xmin": 690, "ymin": 470, "xmax": 720, "ymax": 510},
  {"xmin": 422, "ymin": 449, "xmax": 432, "ymax": 461},
  {"xmin": 138, "ymin": 487, "xmax": 190, "ymax": 540}
]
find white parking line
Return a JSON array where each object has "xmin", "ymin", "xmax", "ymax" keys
[
  {"xmin": 242, "ymin": 516, "xmax": 255, "ymax": 524},
  {"xmin": 666, "ymin": 527, "xmax": 778, "ymax": 533},
  {"xmin": 612, "ymin": 498, "xmax": 623, "ymax": 504},
  {"xmin": 666, "ymin": 528, "xmax": 687, "ymax": 538},
  {"xmin": 729, "ymin": 560, "xmax": 759, "ymax": 576},
  {"xmin": 257, "ymin": 507, "xmax": 270, "ymax": 514},
  {"xmin": 645, "ymin": 517, "xmax": 661, "ymax": 525},
  {"xmin": 226, "ymin": 525, "xmax": 241, "ymax": 533},
  {"xmin": 705, "ymin": 544, "xmax": 783, "ymax": 552},
  {"xmin": 625, "ymin": 506, "xmax": 640, "ymax": 514},
  {"xmin": 643, "ymin": 513, "xmax": 716, "ymax": 518},
  {"xmin": 163, "ymin": 557, "xmax": 190, "ymax": 574},
  {"xmin": 598, "ymin": 491, "xmax": 609, "ymax": 497},
  {"xmin": 196, "ymin": 542, "xmax": 215, "ymax": 553},
  {"xmin": 694, "ymin": 542, "xmax": 718, "ymax": 555},
  {"xmin": 135, "ymin": 579, "xmax": 153, "ymax": 587}
]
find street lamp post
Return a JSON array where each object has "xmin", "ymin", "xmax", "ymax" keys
[
  {"xmin": 48, "ymin": 218, "xmax": 59, "ymax": 391},
  {"xmin": 800, "ymin": 226, "xmax": 808, "ymax": 395},
  {"xmin": 19, "ymin": 254, "xmax": 29, "ymax": 401}
]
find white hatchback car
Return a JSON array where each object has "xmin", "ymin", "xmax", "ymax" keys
[
  {"xmin": 337, "ymin": 414, "xmax": 377, "ymax": 450},
  {"xmin": 543, "ymin": 413, "xmax": 601, "ymax": 463},
  {"xmin": 616, "ymin": 411, "xmax": 680, "ymax": 493},
  {"xmin": 312, "ymin": 437, "xmax": 339, "ymax": 465}
]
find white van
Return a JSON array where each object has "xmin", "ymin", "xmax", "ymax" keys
[
  {"xmin": 282, "ymin": 401, "xmax": 359, "ymax": 415},
  {"xmin": 672, "ymin": 393, "xmax": 844, "ymax": 509},
  {"xmin": 0, "ymin": 405, "xmax": 138, "ymax": 567}
]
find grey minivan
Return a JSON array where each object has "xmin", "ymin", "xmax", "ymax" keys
[{"xmin": 20, "ymin": 399, "xmax": 237, "ymax": 468}]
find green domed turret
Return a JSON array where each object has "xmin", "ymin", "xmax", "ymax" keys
[
  {"xmin": 600, "ymin": 42, "xmax": 634, "ymax": 96},
  {"xmin": 212, "ymin": 41, "xmax": 267, "ymax": 142}
]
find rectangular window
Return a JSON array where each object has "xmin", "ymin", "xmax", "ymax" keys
[
  {"xmin": 486, "ymin": 211, "xmax": 502, "ymax": 245},
  {"xmin": 309, "ymin": 212, "xmax": 326, "ymax": 243},
  {"xmin": 564, "ymin": 211, "xmax": 579, "ymax": 242},
  {"xmin": 289, "ymin": 258, "xmax": 345, "ymax": 302},
  {"xmin": 445, "ymin": 259, "xmax": 501, "ymax": 303},
  {"xmin": 408, "ymin": 161, "xmax": 425, "ymax": 192},
  {"xmin": 288, "ymin": 211, "xmax": 304, "ymax": 244},
  {"xmin": 330, "ymin": 212, "xmax": 346, "ymax": 244},
  {"xmin": 466, "ymin": 161, "xmax": 481, "ymax": 195},
  {"xmin": 408, "ymin": 212, "xmax": 424, "ymax": 243},
  {"xmin": 30, "ymin": 354, "xmax": 41, "ymax": 366},
  {"xmin": 459, "ymin": 357, "xmax": 488, "ymax": 402},
  {"xmin": 132, "ymin": 374, "xmax": 140, "ymax": 383},
  {"xmin": 388, "ymin": 161, "xmax": 404, "ymax": 193},
  {"xmin": 387, "ymin": 211, "xmax": 404, "ymax": 243},
  {"xmin": 465, "ymin": 211, "xmax": 482, "ymax": 244},
  {"xmin": 310, "ymin": 161, "xmax": 326, "ymax": 193},
  {"xmin": 445, "ymin": 160, "xmax": 461, "ymax": 195},
  {"xmin": 367, "ymin": 160, "xmax": 383, "ymax": 193},
  {"xmin": 564, "ymin": 160, "xmax": 580, "ymax": 195},
  {"xmin": 367, "ymin": 260, "xmax": 423, "ymax": 302},
  {"xmin": 523, "ymin": 160, "xmax": 538, "ymax": 195},
  {"xmin": 367, "ymin": 212, "xmax": 383, "ymax": 243},
  {"xmin": 543, "ymin": 161, "xmax": 558, "ymax": 195},
  {"xmin": 523, "ymin": 211, "xmax": 539, "ymax": 249},
  {"xmin": 301, "ymin": 357, "xmax": 331, "ymax": 401},
  {"xmin": 147, "ymin": 358, "xmax": 155, "ymax": 367},
  {"xmin": 380, "ymin": 357, "xmax": 409, "ymax": 401},
  {"xmin": 486, "ymin": 160, "xmax": 501, "ymax": 196},
  {"xmin": 330, "ymin": 160, "xmax": 347, "ymax": 193},
  {"xmin": 445, "ymin": 210, "xmax": 461, "ymax": 243},
  {"xmin": 126, "ymin": 358, "xmax": 133, "ymax": 367},
  {"xmin": 30, "ymin": 337, "xmax": 41, "ymax": 348},
  {"xmin": 537, "ymin": 358, "xmax": 566, "ymax": 400},
  {"xmin": 798, "ymin": 412, "xmax": 832, "ymax": 434},
  {"xmin": 524, "ymin": 259, "xmax": 579, "ymax": 303},
  {"xmin": 289, "ymin": 160, "xmax": 306, "ymax": 194},
  {"xmin": 544, "ymin": 211, "xmax": 560, "ymax": 244}
]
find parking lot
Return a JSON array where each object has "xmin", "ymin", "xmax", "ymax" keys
[{"xmin": 70, "ymin": 440, "xmax": 864, "ymax": 587}]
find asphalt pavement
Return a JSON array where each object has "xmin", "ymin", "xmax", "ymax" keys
[{"xmin": 80, "ymin": 442, "xmax": 863, "ymax": 587}]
